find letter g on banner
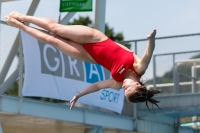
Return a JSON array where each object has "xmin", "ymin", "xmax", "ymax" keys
[
  {"xmin": 38, "ymin": 41, "xmax": 63, "ymax": 77},
  {"xmin": 43, "ymin": 45, "xmax": 59, "ymax": 71}
]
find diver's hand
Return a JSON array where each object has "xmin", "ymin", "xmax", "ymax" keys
[{"xmin": 70, "ymin": 93, "xmax": 80, "ymax": 110}]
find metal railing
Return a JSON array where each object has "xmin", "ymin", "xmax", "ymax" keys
[{"xmin": 150, "ymin": 51, "xmax": 200, "ymax": 95}]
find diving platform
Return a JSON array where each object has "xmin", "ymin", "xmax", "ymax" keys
[{"xmin": 0, "ymin": 95, "xmax": 136, "ymax": 133}]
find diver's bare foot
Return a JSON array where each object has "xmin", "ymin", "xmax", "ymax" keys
[
  {"xmin": 147, "ymin": 29, "xmax": 156, "ymax": 39},
  {"xmin": 8, "ymin": 11, "xmax": 25, "ymax": 22},
  {"xmin": 5, "ymin": 16, "xmax": 24, "ymax": 28}
]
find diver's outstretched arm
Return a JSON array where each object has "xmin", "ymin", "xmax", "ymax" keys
[
  {"xmin": 138, "ymin": 29, "xmax": 156, "ymax": 74},
  {"xmin": 70, "ymin": 79, "xmax": 121, "ymax": 110}
]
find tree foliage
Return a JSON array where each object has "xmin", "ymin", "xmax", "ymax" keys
[
  {"xmin": 68, "ymin": 16, "xmax": 130, "ymax": 48},
  {"xmin": 68, "ymin": 16, "xmax": 92, "ymax": 26}
]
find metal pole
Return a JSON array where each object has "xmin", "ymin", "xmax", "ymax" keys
[
  {"xmin": 153, "ymin": 55, "xmax": 156, "ymax": 90},
  {"xmin": 94, "ymin": 0, "xmax": 106, "ymax": 33},
  {"xmin": 191, "ymin": 62, "xmax": 197, "ymax": 130},
  {"xmin": 173, "ymin": 54, "xmax": 178, "ymax": 94},
  {"xmin": 192, "ymin": 116, "xmax": 197, "ymax": 129},
  {"xmin": 174, "ymin": 118, "xmax": 179, "ymax": 133},
  {"xmin": 18, "ymin": 33, "xmax": 23, "ymax": 97},
  {"xmin": 134, "ymin": 41, "xmax": 137, "ymax": 55},
  {"xmin": 176, "ymin": 73, "xmax": 180, "ymax": 92},
  {"xmin": 192, "ymin": 62, "xmax": 197, "ymax": 93}
]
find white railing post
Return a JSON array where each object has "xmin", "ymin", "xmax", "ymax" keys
[
  {"xmin": 192, "ymin": 62, "xmax": 197, "ymax": 129},
  {"xmin": 191, "ymin": 62, "xmax": 197, "ymax": 93},
  {"xmin": 134, "ymin": 41, "xmax": 137, "ymax": 55},
  {"xmin": 153, "ymin": 55, "xmax": 157, "ymax": 90},
  {"xmin": 173, "ymin": 54, "xmax": 179, "ymax": 94}
]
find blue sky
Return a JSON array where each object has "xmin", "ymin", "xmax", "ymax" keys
[{"xmin": 1, "ymin": 0, "xmax": 200, "ymax": 40}]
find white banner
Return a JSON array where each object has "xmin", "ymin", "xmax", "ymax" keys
[{"xmin": 21, "ymin": 30, "xmax": 124, "ymax": 114}]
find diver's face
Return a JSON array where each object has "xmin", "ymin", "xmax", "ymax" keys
[{"xmin": 122, "ymin": 79, "xmax": 141, "ymax": 97}]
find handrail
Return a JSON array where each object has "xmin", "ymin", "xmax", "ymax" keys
[{"xmin": 147, "ymin": 81, "xmax": 200, "ymax": 89}]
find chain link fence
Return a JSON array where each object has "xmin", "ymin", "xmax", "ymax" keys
[{"xmin": 0, "ymin": 21, "xmax": 20, "ymax": 94}]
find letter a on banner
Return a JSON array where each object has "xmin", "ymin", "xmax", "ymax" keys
[{"xmin": 59, "ymin": 0, "xmax": 92, "ymax": 12}]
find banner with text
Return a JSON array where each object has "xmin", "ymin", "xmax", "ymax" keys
[
  {"xmin": 21, "ymin": 30, "xmax": 124, "ymax": 114},
  {"xmin": 59, "ymin": 0, "xmax": 92, "ymax": 12}
]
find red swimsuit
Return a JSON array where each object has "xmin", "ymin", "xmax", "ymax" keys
[{"xmin": 83, "ymin": 38, "xmax": 141, "ymax": 82}]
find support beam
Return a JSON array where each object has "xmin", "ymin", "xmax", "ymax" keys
[
  {"xmin": 25, "ymin": 0, "xmax": 40, "ymax": 25},
  {"xmin": 27, "ymin": 0, "xmax": 40, "ymax": 16},
  {"xmin": 0, "ymin": 68, "xmax": 18, "ymax": 94},
  {"xmin": 94, "ymin": 0, "xmax": 106, "ymax": 33},
  {"xmin": 60, "ymin": 12, "xmax": 76, "ymax": 24},
  {"xmin": 0, "ymin": 34, "xmax": 19, "ymax": 85},
  {"xmin": 0, "ymin": 95, "xmax": 135, "ymax": 131},
  {"xmin": 18, "ymin": 33, "xmax": 23, "ymax": 97},
  {"xmin": 16, "ymin": 0, "xmax": 40, "ymax": 96},
  {"xmin": 0, "ymin": 0, "xmax": 40, "ymax": 85},
  {"xmin": 0, "ymin": 0, "xmax": 40, "ymax": 94}
]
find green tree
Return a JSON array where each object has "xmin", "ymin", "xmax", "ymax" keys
[
  {"xmin": 5, "ymin": 80, "xmax": 18, "ymax": 96},
  {"xmin": 68, "ymin": 16, "xmax": 131, "ymax": 48}
]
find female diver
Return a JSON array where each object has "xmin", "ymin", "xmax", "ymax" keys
[{"xmin": 5, "ymin": 12, "xmax": 161, "ymax": 110}]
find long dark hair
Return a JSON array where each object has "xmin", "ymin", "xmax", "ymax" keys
[{"xmin": 126, "ymin": 81, "xmax": 161, "ymax": 110}]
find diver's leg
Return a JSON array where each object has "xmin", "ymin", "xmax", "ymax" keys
[
  {"xmin": 8, "ymin": 11, "xmax": 108, "ymax": 44},
  {"xmin": 5, "ymin": 16, "xmax": 96, "ymax": 63}
]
